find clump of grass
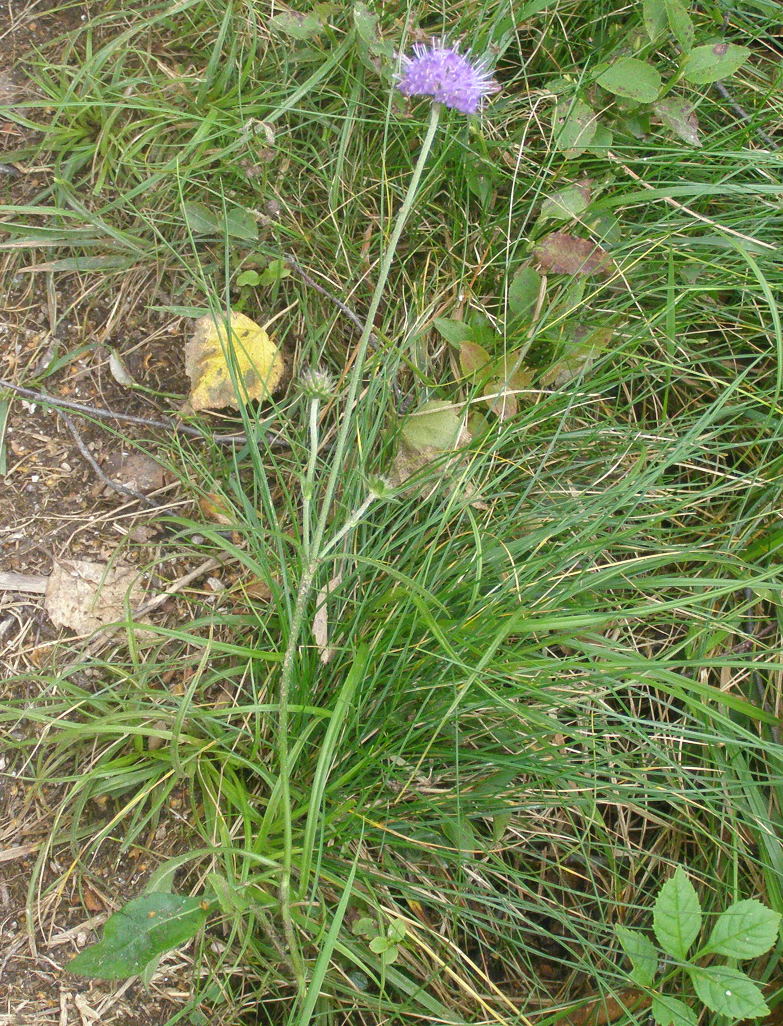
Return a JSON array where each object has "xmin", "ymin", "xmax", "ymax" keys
[{"xmin": 2, "ymin": 0, "xmax": 783, "ymax": 1024}]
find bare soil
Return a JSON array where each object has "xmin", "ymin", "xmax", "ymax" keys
[{"xmin": 1, "ymin": 4, "xmax": 214, "ymax": 1023}]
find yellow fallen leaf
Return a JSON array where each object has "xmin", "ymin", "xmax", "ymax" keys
[{"xmin": 185, "ymin": 311, "xmax": 284, "ymax": 411}]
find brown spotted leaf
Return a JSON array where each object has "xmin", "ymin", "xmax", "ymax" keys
[{"xmin": 534, "ymin": 232, "xmax": 611, "ymax": 276}]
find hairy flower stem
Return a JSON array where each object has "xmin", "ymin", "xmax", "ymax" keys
[{"xmin": 276, "ymin": 102, "xmax": 442, "ymax": 994}]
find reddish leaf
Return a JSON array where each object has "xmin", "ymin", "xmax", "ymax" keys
[{"xmin": 534, "ymin": 233, "xmax": 611, "ymax": 276}]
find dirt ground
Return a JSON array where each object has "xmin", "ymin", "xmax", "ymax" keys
[{"xmin": 1, "ymin": 3, "xmax": 214, "ymax": 1023}]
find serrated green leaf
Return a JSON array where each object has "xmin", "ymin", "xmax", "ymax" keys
[
  {"xmin": 642, "ymin": 0, "xmax": 667, "ymax": 42},
  {"xmin": 553, "ymin": 99, "xmax": 598, "ymax": 158},
  {"xmin": 683, "ymin": 42, "xmax": 750, "ymax": 85},
  {"xmin": 688, "ymin": 965, "xmax": 769, "ymax": 1019},
  {"xmin": 614, "ymin": 925, "xmax": 659, "ymax": 987},
  {"xmin": 664, "ymin": 0, "xmax": 694, "ymax": 52},
  {"xmin": 703, "ymin": 899, "xmax": 781, "ymax": 959},
  {"xmin": 651, "ymin": 994, "xmax": 698, "ymax": 1026},
  {"xmin": 66, "ymin": 894, "xmax": 207, "ymax": 979},
  {"xmin": 652, "ymin": 867, "xmax": 701, "ymax": 959},
  {"xmin": 598, "ymin": 58, "xmax": 662, "ymax": 103}
]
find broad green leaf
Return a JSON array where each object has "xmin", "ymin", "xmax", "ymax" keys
[
  {"xmin": 269, "ymin": 10, "xmax": 324, "ymax": 39},
  {"xmin": 614, "ymin": 925, "xmax": 659, "ymax": 988},
  {"xmin": 540, "ymin": 182, "xmax": 591, "ymax": 222},
  {"xmin": 664, "ymin": 0, "xmax": 694, "ymax": 52},
  {"xmin": 653, "ymin": 97, "xmax": 701, "ymax": 146},
  {"xmin": 353, "ymin": 2, "xmax": 379, "ymax": 44},
  {"xmin": 369, "ymin": 935, "xmax": 389, "ymax": 954},
  {"xmin": 433, "ymin": 317, "xmax": 471, "ymax": 347},
  {"xmin": 683, "ymin": 42, "xmax": 750, "ymax": 85},
  {"xmin": 388, "ymin": 919, "xmax": 407, "ymax": 944},
  {"xmin": 401, "ymin": 400, "xmax": 463, "ymax": 452},
  {"xmin": 688, "ymin": 965, "xmax": 769, "ymax": 1019},
  {"xmin": 652, "ymin": 866, "xmax": 701, "ymax": 959},
  {"xmin": 651, "ymin": 995, "xmax": 698, "ymax": 1026},
  {"xmin": 642, "ymin": 0, "xmax": 667, "ymax": 42},
  {"xmin": 183, "ymin": 201, "xmax": 221, "ymax": 235},
  {"xmin": 702, "ymin": 899, "xmax": 781, "ymax": 959},
  {"xmin": 380, "ymin": 943, "xmax": 399, "ymax": 964},
  {"xmin": 352, "ymin": 917, "xmax": 375, "ymax": 937},
  {"xmin": 553, "ymin": 98, "xmax": 598, "ymax": 158},
  {"xmin": 597, "ymin": 58, "xmax": 662, "ymax": 103},
  {"xmin": 224, "ymin": 207, "xmax": 259, "ymax": 241},
  {"xmin": 508, "ymin": 266, "xmax": 542, "ymax": 325},
  {"xmin": 66, "ymin": 894, "xmax": 207, "ymax": 979}
]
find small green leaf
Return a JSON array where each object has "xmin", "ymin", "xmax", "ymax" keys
[
  {"xmin": 368, "ymin": 935, "xmax": 389, "ymax": 954},
  {"xmin": 664, "ymin": 0, "xmax": 694, "ymax": 52},
  {"xmin": 380, "ymin": 944, "xmax": 399, "ymax": 965},
  {"xmin": 688, "ymin": 965, "xmax": 769, "ymax": 1019},
  {"xmin": 652, "ymin": 866, "xmax": 701, "ymax": 960},
  {"xmin": 433, "ymin": 317, "xmax": 472, "ymax": 347},
  {"xmin": 642, "ymin": 0, "xmax": 667, "ymax": 42},
  {"xmin": 651, "ymin": 995, "xmax": 698, "ymax": 1026},
  {"xmin": 236, "ymin": 270, "xmax": 261, "ymax": 287},
  {"xmin": 67, "ymin": 894, "xmax": 207, "ymax": 980},
  {"xmin": 653, "ymin": 97, "xmax": 701, "ymax": 146},
  {"xmin": 352, "ymin": 917, "xmax": 375, "ymax": 937},
  {"xmin": 614, "ymin": 925, "xmax": 659, "ymax": 988},
  {"xmin": 553, "ymin": 98, "xmax": 598, "ymax": 158},
  {"xmin": 507, "ymin": 266, "xmax": 542, "ymax": 325},
  {"xmin": 597, "ymin": 58, "xmax": 662, "ymax": 103},
  {"xmin": 258, "ymin": 258, "xmax": 291, "ymax": 286},
  {"xmin": 270, "ymin": 10, "xmax": 325, "ymax": 39},
  {"xmin": 683, "ymin": 42, "xmax": 750, "ymax": 85},
  {"xmin": 387, "ymin": 919, "xmax": 407, "ymax": 944},
  {"xmin": 703, "ymin": 899, "xmax": 781, "ymax": 959}
]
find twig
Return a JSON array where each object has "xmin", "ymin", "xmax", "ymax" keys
[
  {"xmin": 60, "ymin": 410, "xmax": 157, "ymax": 508},
  {"xmin": 712, "ymin": 80, "xmax": 778, "ymax": 151},
  {"xmin": 0, "ymin": 377, "xmax": 287, "ymax": 447}
]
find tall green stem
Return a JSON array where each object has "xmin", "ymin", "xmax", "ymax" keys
[{"xmin": 275, "ymin": 101, "xmax": 442, "ymax": 993}]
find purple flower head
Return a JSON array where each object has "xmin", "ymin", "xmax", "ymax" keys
[{"xmin": 396, "ymin": 39, "xmax": 498, "ymax": 115}]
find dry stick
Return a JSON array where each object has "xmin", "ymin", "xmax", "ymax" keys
[
  {"xmin": 0, "ymin": 377, "xmax": 284, "ymax": 447},
  {"xmin": 60, "ymin": 410, "xmax": 157, "ymax": 507}
]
